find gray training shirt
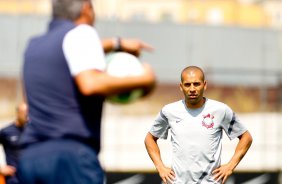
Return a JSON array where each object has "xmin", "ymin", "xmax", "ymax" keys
[{"xmin": 149, "ymin": 98, "xmax": 247, "ymax": 184}]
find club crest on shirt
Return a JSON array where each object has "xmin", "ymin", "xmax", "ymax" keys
[{"xmin": 202, "ymin": 113, "xmax": 214, "ymax": 129}]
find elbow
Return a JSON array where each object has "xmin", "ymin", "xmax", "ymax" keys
[
  {"xmin": 74, "ymin": 70, "xmax": 108, "ymax": 96},
  {"xmin": 79, "ymin": 85, "xmax": 95, "ymax": 96},
  {"xmin": 144, "ymin": 133, "xmax": 150, "ymax": 145},
  {"xmin": 247, "ymin": 131, "xmax": 253, "ymax": 144},
  {"xmin": 244, "ymin": 131, "xmax": 253, "ymax": 148},
  {"xmin": 144, "ymin": 132, "xmax": 154, "ymax": 146},
  {"xmin": 78, "ymin": 84, "xmax": 106, "ymax": 96},
  {"xmin": 249, "ymin": 134, "xmax": 253, "ymax": 147},
  {"xmin": 145, "ymin": 132, "xmax": 158, "ymax": 144}
]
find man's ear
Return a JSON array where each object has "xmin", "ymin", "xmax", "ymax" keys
[
  {"xmin": 204, "ymin": 80, "xmax": 207, "ymax": 90},
  {"xmin": 179, "ymin": 83, "xmax": 183, "ymax": 92},
  {"xmin": 80, "ymin": 1, "xmax": 90, "ymax": 16},
  {"xmin": 75, "ymin": 1, "xmax": 93, "ymax": 25}
]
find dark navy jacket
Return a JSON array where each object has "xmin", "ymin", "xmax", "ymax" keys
[{"xmin": 21, "ymin": 19, "xmax": 104, "ymax": 152}]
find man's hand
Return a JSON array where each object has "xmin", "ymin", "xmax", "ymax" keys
[
  {"xmin": 213, "ymin": 131, "xmax": 253, "ymax": 184},
  {"xmin": 0, "ymin": 165, "xmax": 16, "ymax": 176},
  {"xmin": 157, "ymin": 166, "xmax": 175, "ymax": 184},
  {"xmin": 212, "ymin": 164, "xmax": 233, "ymax": 184},
  {"xmin": 119, "ymin": 38, "xmax": 154, "ymax": 57}
]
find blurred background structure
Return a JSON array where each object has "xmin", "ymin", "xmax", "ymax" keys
[{"xmin": 0, "ymin": 0, "xmax": 282, "ymax": 183}]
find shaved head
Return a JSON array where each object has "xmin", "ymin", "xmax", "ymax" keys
[
  {"xmin": 179, "ymin": 66, "xmax": 207, "ymax": 108},
  {"xmin": 181, "ymin": 66, "xmax": 205, "ymax": 82}
]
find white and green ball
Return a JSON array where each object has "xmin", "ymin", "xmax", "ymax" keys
[{"xmin": 105, "ymin": 52, "xmax": 144, "ymax": 104}]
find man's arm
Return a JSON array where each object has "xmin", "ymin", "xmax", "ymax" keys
[
  {"xmin": 102, "ymin": 38, "xmax": 153, "ymax": 56},
  {"xmin": 144, "ymin": 132, "xmax": 175, "ymax": 184},
  {"xmin": 213, "ymin": 130, "xmax": 253, "ymax": 184},
  {"xmin": 74, "ymin": 63, "xmax": 155, "ymax": 96},
  {"xmin": 71, "ymin": 36, "xmax": 155, "ymax": 96}
]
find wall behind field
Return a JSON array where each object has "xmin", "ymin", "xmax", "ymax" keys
[
  {"xmin": 0, "ymin": 15, "xmax": 282, "ymax": 84},
  {"xmin": 0, "ymin": 15, "xmax": 281, "ymax": 117}
]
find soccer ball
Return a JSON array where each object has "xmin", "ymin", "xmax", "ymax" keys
[{"xmin": 105, "ymin": 52, "xmax": 144, "ymax": 104}]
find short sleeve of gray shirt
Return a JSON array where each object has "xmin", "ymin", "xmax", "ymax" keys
[
  {"xmin": 221, "ymin": 105, "xmax": 247, "ymax": 140},
  {"xmin": 149, "ymin": 110, "xmax": 170, "ymax": 139}
]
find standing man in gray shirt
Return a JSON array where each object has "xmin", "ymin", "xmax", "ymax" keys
[{"xmin": 145, "ymin": 66, "xmax": 252, "ymax": 184}]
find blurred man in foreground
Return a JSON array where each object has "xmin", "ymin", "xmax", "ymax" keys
[
  {"xmin": 0, "ymin": 103, "xmax": 28, "ymax": 184},
  {"xmin": 18, "ymin": 0, "xmax": 155, "ymax": 183}
]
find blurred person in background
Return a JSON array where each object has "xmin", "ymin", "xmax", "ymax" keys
[
  {"xmin": 145, "ymin": 66, "xmax": 252, "ymax": 184},
  {"xmin": 18, "ymin": 0, "xmax": 155, "ymax": 184},
  {"xmin": 0, "ymin": 102, "xmax": 28, "ymax": 184}
]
